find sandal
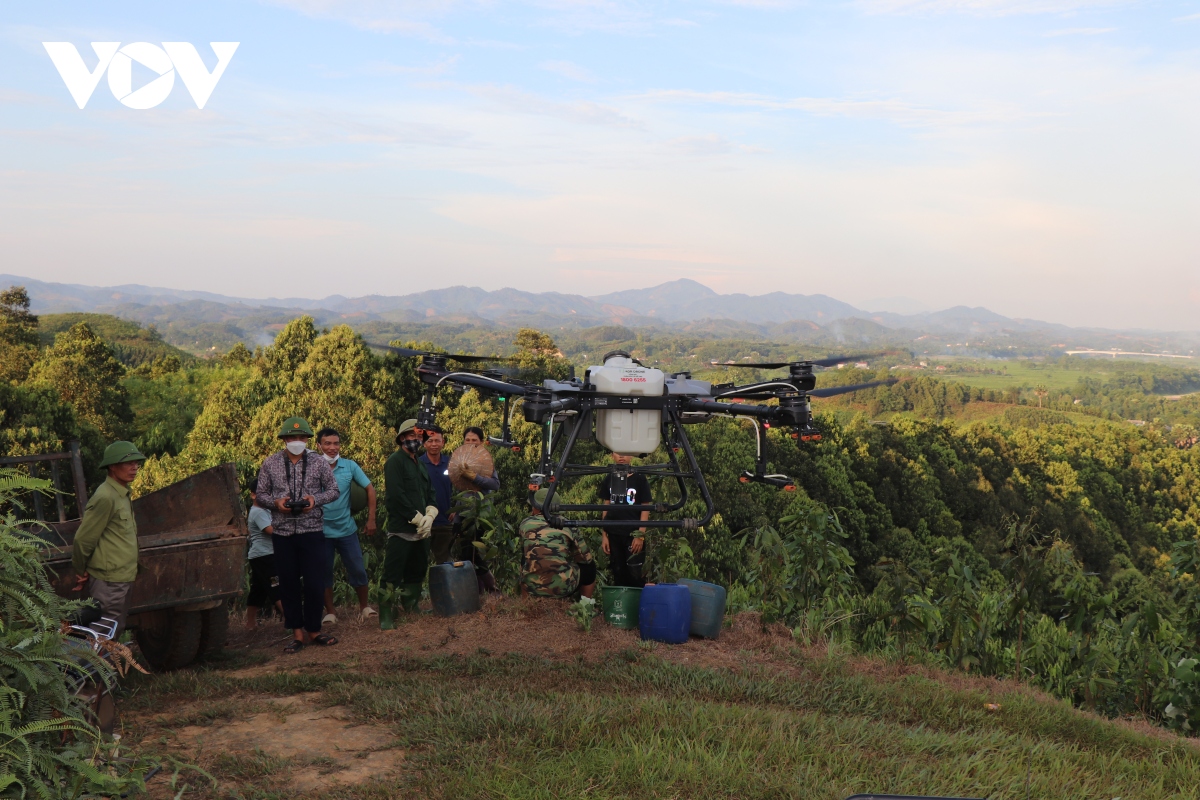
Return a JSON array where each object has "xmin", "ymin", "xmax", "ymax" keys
[
  {"xmin": 283, "ymin": 639, "xmax": 305, "ymax": 655},
  {"xmin": 310, "ymin": 633, "xmax": 338, "ymax": 646}
]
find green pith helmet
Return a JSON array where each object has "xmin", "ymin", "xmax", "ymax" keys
[
  {"xmin": 394, "ymin": 418, "xmax": 418, "ymax": 444},
  {"xmin": 278, "ymin": 417, "xmax": 314, "ymax": 438},
  {"xmin": 98, "ymin": 441, "xmax": 146, "ymax": 469},
  {"xmin": 531, "ymin": 487, "xmax": 560, "ymax": 512}
]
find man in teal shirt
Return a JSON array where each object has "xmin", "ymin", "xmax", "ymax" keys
[{"xmin": 316, "ymin": 427, "xmax": 378, "ymax": 624}]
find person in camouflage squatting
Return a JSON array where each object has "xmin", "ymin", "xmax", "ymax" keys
[{"xmin": 519, "ymin": 488, "xmax": 596, "ymax": 599}]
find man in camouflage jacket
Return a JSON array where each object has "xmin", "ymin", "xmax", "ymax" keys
[{"xmin": 519, "ymin": 488, "xmax": 596, "ymax": 599}]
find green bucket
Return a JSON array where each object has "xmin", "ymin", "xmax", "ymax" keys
[{"xmin": 601, "ymin": 586, "xmax": 642, "ymax": 630}]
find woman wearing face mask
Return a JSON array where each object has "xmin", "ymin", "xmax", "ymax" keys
[
  {"xmin": 382, "ymin": 419, "xmax": 439, "ymax": 612},
  {"xmin": 253, "ymin": 417, "xmax": 340, "ymax": 654}
]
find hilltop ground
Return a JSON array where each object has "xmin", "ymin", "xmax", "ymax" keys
[{"xmin": 118, "ymin": 597, "xmax": 1200, "ymax": 800}]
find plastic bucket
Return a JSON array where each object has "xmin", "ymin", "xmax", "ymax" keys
[{"xmin": 600, "ymin": 586, "xmax": 642, "ymax": 629}]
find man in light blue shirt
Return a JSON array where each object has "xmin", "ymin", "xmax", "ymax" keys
[{"xmin": 316, "ymin": 427, "xmax": 378, "ymax": 624}]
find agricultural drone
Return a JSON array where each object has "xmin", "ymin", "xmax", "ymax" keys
[{"xmin": 372, "ymin": 344, "xmax": 895, "ymax": 531}]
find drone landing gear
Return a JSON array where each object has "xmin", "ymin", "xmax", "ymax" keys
[
  {"xmin": 740, "ymin": 419, "xmax": 798, "ymax": 492},
  {"xmin": 740, "ymin": 471, "xmax": 796, "ymax": 491},
  {"xmin": 487, "ymin": 394, "xmax": 522, "ymax": 452}
]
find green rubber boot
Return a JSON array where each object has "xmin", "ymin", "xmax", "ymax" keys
[{"xmin": 401, "ymin": 584, "xmax": 423, "ymax": 612}]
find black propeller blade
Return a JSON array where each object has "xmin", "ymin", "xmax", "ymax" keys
[
  {"xmin": 367, "ymin": 343, "xmax": 513, "ymax": 363},
  {"xmin": 727, "ymin": 354, "xmax": 883, "ymax": 369},
  {"xmin": 809, "ymin": 379, "xmax": 897, "ymax": 398}
]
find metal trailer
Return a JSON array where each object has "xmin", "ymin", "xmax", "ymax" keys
[{"xmin": 9, "ymin": 449, "xmax": 249, "ymax": 671}]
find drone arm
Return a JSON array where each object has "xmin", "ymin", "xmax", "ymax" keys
[
  {"xmin": 683, "ymin": 398, "xmax": 778, "ymax": 419},
  {"xmin": 807, "ymin": 378, "xmax": 897, "ymax": 398},
  {"xmin": 714, "ymin": 381, "xmax": 804, "ymax": 399},
  {"xmin": 430, "ymin": 371, "xmax": 529, "ymax": 397}
]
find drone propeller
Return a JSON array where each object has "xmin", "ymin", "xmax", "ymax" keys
[
  {"xmin": 808, "ymin": 379, "xmax": 897, "ymax": 398},
  {"xmin": 367, "ymin": 343, "xmax": 513, "ymax": 364},
  {"xmin": 726, "ymin": 353, "xmax": 884, "ymax": 369}
]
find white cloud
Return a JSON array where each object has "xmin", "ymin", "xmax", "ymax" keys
[
  {"xmin": 663, "ymin": 134, "xmax": 734, "ymax": 155},
  {"xmin": 463, "ymin": 83, "xmax": 642, "ymax": 128},
  {"xmin": 1043, "ymin": 26, "xmax": 1117, "ymax": 35},
  {"xmin": 859, "ymin": 0, "xmax": 1135, "ymax": 15},
  {"xmin": 366, "ymin": 55, "xmax": 461, "ymax": 75},
  {"xmin": 358, "ymin": 18, "xmax": 455, "ymax": 41},
  {"xmin": 635, "ymin": 89, "xmax": 1026, "ymax": 128},
  {"xmin": 267, "ymin": 0, "xmax": 460, "ymax": 42},
  {"xmin": 539, "ymin": 60, "xmax": 596, "ymax": 83}
]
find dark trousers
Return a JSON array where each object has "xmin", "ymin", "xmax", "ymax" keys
[
  {"xmin": 247, "ymin": 554, "xmax": 278, "ymax": 608},
  {"xmin": 382, "ymin": 536, "xmax": 431, "ymax": 611},
  {"xmin": 272, "ymin": 531, "xmax": 325, "ymax": 633},
  {"xmin": 450, "ymin": 520, "xmax": 497, "ymax": 593},
  {"xmin": 430, "ymin": 525, "xmax": 455, "ymax": 565},
  {"xmin": 86, "ymin": 577, "xmax": 134, "ymax": 637},
  {"xmin": 607, "ymin": 531, "xmax": 646, "ymax": 588}
]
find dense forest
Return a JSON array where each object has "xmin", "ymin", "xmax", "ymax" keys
[{"xmin": 4, "ymin": 283, "xmax": 1200, "ymax": 730}]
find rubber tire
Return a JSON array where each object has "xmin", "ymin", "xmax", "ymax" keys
[
  {"xmin": 136, "ymin": 610, "xmax": 203, "ymax": 671},
  {"xmin": 198, "ymin": 601, "xmax": 231, "ymax": 660}
]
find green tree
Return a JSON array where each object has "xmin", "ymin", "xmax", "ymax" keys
[
  {"xmin": 26, "ymin": 323, "xmax": 131, "ymax": 440},
  {"xmin": 134, "ymin": 323, "xmax": 398, "ymax": 500},
  {"xmin": 0, "ymin": 286, "xmax": 39, "ymax": 385},
  {"xmin": 264, "ymin": 315, "xmax": 317, "ymax": 375},
  {"xmin": 222, "ymin": 342, "xmax": 253, "ymax": 367},
  {"xmin": 514, "ymin": 328, "xmax": 572, "ymax": 383},
  {"xmin": 1003, "ymin": 515, "xmax": 1048, "ymax": 682}
]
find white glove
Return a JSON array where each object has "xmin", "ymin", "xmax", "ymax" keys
[
  {"xmin": 417, "ymin": 514, "xmax": 434, "ymax": 538},
  {"xmin": 425, "ymin": 505, "xmax": 440, "ymax": 521},
  {"xmin": 410, "ymin": 511, "xmax": 425, "ymax": 529}
]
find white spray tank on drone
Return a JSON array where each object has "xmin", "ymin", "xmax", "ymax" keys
[{"xmin": 588, "ymin": 351, "xmax": 665, "ymax": 456}]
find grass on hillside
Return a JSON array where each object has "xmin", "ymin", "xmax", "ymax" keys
[{"xmin": 119, "ymin": 604, "xmax": 1200, "ymax": 800}]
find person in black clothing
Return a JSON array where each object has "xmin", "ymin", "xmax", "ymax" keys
[{"xmin": 600, "ymin": 452, "xmax": 651, "ymax": 588}]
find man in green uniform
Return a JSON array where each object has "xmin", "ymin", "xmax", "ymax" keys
[
  {"xmin": 72, "ymin": 441, "xmax": 146, "ymax": 635},
  {"xmin": 383, "ymin": 419, "xmax": 439, "ymax": 611},
  {"xmin": 519, "ymin": 488, "xmax": 596, "ymax": 599}
]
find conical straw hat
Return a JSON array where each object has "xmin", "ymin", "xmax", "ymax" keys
[{"xmin": 449, "ymin": 442, "xmax": 495, "ymax": 492}]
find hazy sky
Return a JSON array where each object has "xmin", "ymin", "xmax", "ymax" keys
[{"xmin": 3, "ymin": 1, "xmax": 1199, "ymax": 329}]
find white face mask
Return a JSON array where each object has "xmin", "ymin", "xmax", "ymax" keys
[
  {"xmin": 285, "ymin": 441, "xmax": 307, "ymax": 456},
  {"xmin": 323, "ymin": 454, "xmax": 338, "ymax": 464}
]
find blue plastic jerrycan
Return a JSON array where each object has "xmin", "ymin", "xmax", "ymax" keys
[
  {"xmin": 638, "ymin": 583, "xmax": 692, "ymax": 644},
  {"xmin": 428, "ymin": 561, "xmax": 480, "ymax": 617},
  {"xmin": 677, "ymin": 578, "xmax": 727, "ymax": 639}
]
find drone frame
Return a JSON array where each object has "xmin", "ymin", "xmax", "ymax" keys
[{"xmin": 383, "ymin": 347, "xmax": 891, "ymax": 532}]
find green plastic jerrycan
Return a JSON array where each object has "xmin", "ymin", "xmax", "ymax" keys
[
  {"xmin": 678, "ymin": 578, "xmax": 726, "ymax": 639},
  {"xmin": 429, "ymin": 561, "xmax": 481, "ymax": 617}
]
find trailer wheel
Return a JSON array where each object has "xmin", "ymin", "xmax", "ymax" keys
[
  {"xmin": 198, "ymin": 600, "xmax": 231, "ymax": 660},
  {"xmin": 136, "ymin": 609, "xmax": 203, "ymax": 671}
]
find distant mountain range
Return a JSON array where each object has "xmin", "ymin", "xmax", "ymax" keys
[
  {"xmin": 4, "ymin": 274, "xmax": 1059, "ymax": 331},
  {"xmin": 4, "ymin": 274, "xmax": 1195, "ymax": 356}
]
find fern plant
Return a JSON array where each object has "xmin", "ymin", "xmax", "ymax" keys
[{"xmin": 0, "ymin": 468, "xmax": 142, "ymax": 798}]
